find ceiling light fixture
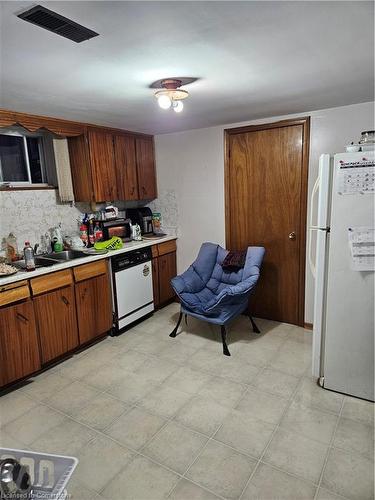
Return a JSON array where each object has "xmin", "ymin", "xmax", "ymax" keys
[{"xmin": 154, "ymin": 79, "xmax": 189, "ymax": 113}]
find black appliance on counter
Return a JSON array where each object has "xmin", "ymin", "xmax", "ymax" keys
[
  {"xmin": 126, "ymin": 207, "xmax": 153, "ymax": 235},
  {"xmin": 97, "ymin": 218, "xmax": 132, "ymax": 241}
]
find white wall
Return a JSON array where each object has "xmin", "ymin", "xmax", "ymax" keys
[{"xmin": 154, "ymin": 101, "xmax": 375, "ymax": 324}]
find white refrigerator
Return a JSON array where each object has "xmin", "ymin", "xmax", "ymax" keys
[{"xmin": 310, "ymin": 150, "xmax": 374, "ymax": 401}]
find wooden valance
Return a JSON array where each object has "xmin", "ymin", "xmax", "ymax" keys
[{"xmin": 0, "ymin": 109, "xmax": 85, "ymax": 137}]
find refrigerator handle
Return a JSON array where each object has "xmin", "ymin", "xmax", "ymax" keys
[{"xmin": 308, "ymin": 175, "xmax": 320, "ymax": 278}]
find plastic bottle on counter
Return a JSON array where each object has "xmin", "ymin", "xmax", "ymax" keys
[
  {"xmin": 79, "ymin": 223, "xmax": 88, "ymax": 247},
  {"xmin": 88, "ymin": 218, "xmax": 95, "ymax": 247},
  {"xmin": 23, "ymin": 241, "xmax": 35, "ymax": 271},
  {"xmin": 94, "ymin": 222, "xmax": 103, "ymax": 242}
]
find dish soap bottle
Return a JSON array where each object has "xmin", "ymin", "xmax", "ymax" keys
[
  {"xmin": 52, "ymin": 224, "xmax": 63, "ymax": 252},
  {"xmin": 23, "ymin": 241, "xmax": 35, "ymax": 271}
]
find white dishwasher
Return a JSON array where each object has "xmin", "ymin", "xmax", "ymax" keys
[{"xmin": 111, "ymin": 247, "xmax": 154, "ymax": 333}]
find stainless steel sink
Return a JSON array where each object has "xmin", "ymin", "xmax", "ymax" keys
[
  {"xmin": 48, "ymin": 250, "xmax": 87, "ymax": 261},
  {"xmin": 14, "ymin": 256, "xmax": 58, "ymax": 269}
]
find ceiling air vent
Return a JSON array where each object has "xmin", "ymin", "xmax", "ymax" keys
[{"xmin": 17, "ymin": 5, "xmax": 99, "ymax": 43}]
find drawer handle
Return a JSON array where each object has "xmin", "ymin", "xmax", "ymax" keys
[
  {"xmin": 61, "ymin": 295, "xmax": 70, "ymax": 306},
  {"xmin": 16, "ymin": 313, "xmax": 28, "ymax": 323}
]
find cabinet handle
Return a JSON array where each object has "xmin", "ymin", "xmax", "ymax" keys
[
  {"xmin": 61, "ymin": 295, "xmax": 69, "ymax": 306},
  {"xmin": 81, "ymin": 288, "xmax": 87, "ymax": 300},
  {"xmin": 142, "ymin": 186, "xmax": 146, "ymax": 195},
  {"xmin": 16, "ymin": 313, "xmax": 28, "ymax": 323}
]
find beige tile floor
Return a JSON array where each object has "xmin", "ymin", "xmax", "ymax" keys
[{"xmin": 0, "ymin": 303, "xmax": 374, "ymax": 500}]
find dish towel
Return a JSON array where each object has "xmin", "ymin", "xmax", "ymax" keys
[
  {"xmin": 53, "ymin": 138, "xmax": 75, "ymax": 203},
  {"xmin": 222, "ymin": 250, "xmax": 247, "ymax": 270}
]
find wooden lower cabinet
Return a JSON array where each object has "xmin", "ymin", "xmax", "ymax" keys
[
  {"xmin": 152, "ymin": 251, "xmax": 177, "ymax": 308},
  {"xmin": 75, "ymin": 273, "xmax": 112, "ymax": 344},
  {"xmin": 0, "ymin": 300, "xmax": 41, "ymax": 387},
  {"xmin": 33, "ymin": 285, "xmax": 79, "ymax": 364}
]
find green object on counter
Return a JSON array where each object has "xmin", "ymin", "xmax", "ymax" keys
[
  {"xmin": 94, "ymin": 237, "xmax": 123, "ymax": 251},
  {"xmin": 53, "ymin": 242, "xmax": 63, "ymax": 252}
]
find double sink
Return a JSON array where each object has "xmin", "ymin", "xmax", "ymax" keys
[{"xmin": 15, "ymin": 250, "xmax": 88, "ymax": 269}]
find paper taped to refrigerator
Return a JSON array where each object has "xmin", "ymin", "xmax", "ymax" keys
[
  {"xmin": 337, "ymin": 159, "xmax": 375, "ymax": 195},
  {"xmin": 348, "ymin": 227, "xmax": 375, "ymax": 271}
]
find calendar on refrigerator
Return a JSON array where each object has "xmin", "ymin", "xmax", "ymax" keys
[{"xmin": 337, "ymin": 160, "xmax": 375, "ymax": 195}]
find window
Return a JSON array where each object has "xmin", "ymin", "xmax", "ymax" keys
[{"xmin": 0, "ymin": 131, "xmax": 47, "ymax": 185}]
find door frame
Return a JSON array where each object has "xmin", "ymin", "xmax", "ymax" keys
[{"xmin": 224, "ymin": 117, "xmax": 310, "ymax": 326}]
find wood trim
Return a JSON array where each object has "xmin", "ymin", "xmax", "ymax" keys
[
  {"xmin": 31, "ymin": 270, "xmax": 73, "ymax": 295},
  {"xmin": 304, "ymin": 322, "xmax": 313, "ymax": 330},
  {"xmin": 0, "ymin": 108, "xmax": 153, "ymax": 139},
  {"xmin": 226, "ymin": 117, "xmax": 311, "ymax": 136},
  {"xmin": 0, "ymin": 109, "xmax": 85, "ymax": 136},
  {"xmin": 73, "ymin": 260, "xmax": 108, "ymax": 282},
  {"xmin": 224, "ymin": 116, "xmax": 310, "ymax": 327},
  {"xmin": 297, "ymin": 117, "xmax": 311, "ymax": 326},
  {"xmin": 151, "ymin": 245, "xmax": 159, "ymax": 258},
  {"xmin": 157, "ymin": 240, "xmax": 177, "ymax": 256},
  {"xmin": 0, "ymin": 285, "xmax": 30, "ymax": 307}
]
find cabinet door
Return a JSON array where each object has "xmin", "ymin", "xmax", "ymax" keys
[
  {"xmin": 114, "ymin": 135, "xmax": 139, "ymax": 200},
  {"xmin": 33, "ymin": 285, "xmax": 79, "ymax": 364},
  {"xmin": 88, "ymin": 129, "xmax": 117, "ymax": 201},
  {"xmin": 135, "ymin": 136, "xmax": 157, "ymax": 200},
  {"xmin": 152, "ymin": 258, "xmax": 160, "ymax": 308},
  {"xmin": 68, "ymin": 134, "xmax": 94, "ymax": 202},
  {"xmin": 75, "ymin": 273, "xmax": 112, "ymax": 344},
  {"xmin": 0, "ymin": 300, "xmax": 41, "ymax": 387},
  {"xmin": 158, "ymin": 252, "xmax": 177, "ymax": 305}
]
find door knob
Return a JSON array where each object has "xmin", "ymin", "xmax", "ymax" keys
[{"xmin": 289, "ymin": 232, "xmax": 296, "ymax": 240}]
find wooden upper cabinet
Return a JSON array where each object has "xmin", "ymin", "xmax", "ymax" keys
[
  {"xmin": 68, "ymin": 126, "xmax": 156, "ymax": 202},
  {"xmin": 136, "ymin": 136, "xmax": 157, "ymax": 200},
  {"xmin": 114, "ymin": 134, "xmax": 139, "ymax": 200},
  {"xmin": 88, "ymin": 129, "xmax": 118, "ymax": 202},
  {"xmin": 68, "ymin": 134, "xmax": 94, "ymax": 202}
]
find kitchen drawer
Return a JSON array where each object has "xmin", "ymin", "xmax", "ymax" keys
[
  {"xmin": 157, "ymin": 240, "xmax": 176, "ymax": 256},
  {"xmin": 31, "ymin": 270, "xmax": 73, "ymax": 295},
  {"xmin": 74, "ymin": 259, "xmax": 108, "ymax": 282},
  {"xmin": 0, "ymin": 281, "xmax": 30, "ymax": 307}
]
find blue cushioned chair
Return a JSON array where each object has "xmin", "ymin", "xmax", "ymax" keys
[{"xmin": 169, "ymin": 242, "xmax": 265, "ymax": 356}]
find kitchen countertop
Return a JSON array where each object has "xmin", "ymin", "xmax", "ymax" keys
[{"xmin": 0, "ymin": 235, "xmax": 177, "ymax": 287}]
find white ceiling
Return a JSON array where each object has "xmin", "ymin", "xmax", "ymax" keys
[{"xmin": 0, "ymin": 1, "xmax": 374, "ymax": 134}]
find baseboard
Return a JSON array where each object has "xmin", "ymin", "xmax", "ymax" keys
[{"xmin": 304, "ymin": 322, "xmax": 313, "ymax": 330}]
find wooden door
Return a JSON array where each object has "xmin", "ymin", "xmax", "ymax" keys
[
  {"xmin": 158, "ymin": 252, "xmax": 177, "ymax": 305},
  {"xmin": 0, "ymin": 300, "xmax": 41, "ymax": 386},
  {"xmin": 136, "ymin": 136, "xmax": 157, "ymax": 200},
  {"xmin": 114, "ymin": 135, "xmax": 139, "ymax": 200},
  {"xmin": 33, "ymin": 285, "xmax": 79, "ymax": 363},
  {"xmin": 225, "ymin": 118, "xmax": 310, "ymax": 325},
  {"xmin": 88, "ymin": 129, "xmax": 117, "ymax": 201},
  {"xmin": 75, "ymin": 273, "xmax": 112, "ymax": 344}
]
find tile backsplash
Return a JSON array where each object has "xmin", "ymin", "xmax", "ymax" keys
[
  {"xmin": 0, "ymin": 189, "xmax": 89, "ymax": 253},
  {"xmin": 0, "ymin": 188, "xmax": 179, "ymax": 255},
  {"xmin": 147, "ymin": 189, "xmax": 179, "ymax": 238}
]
